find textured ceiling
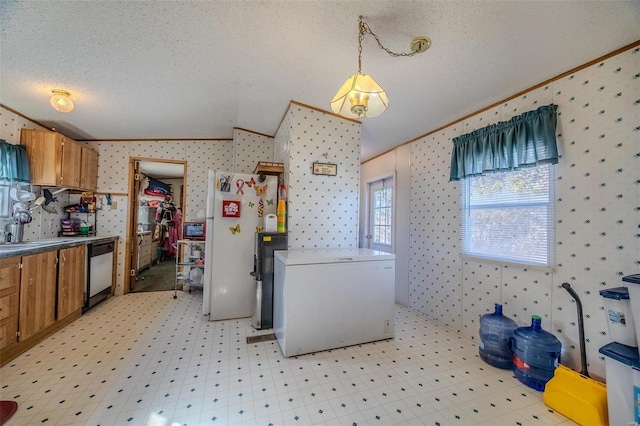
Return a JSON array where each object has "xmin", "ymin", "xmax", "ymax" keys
[{"xmin": 1, "ymin": 1, "xmax": 638, "ymax": 162}]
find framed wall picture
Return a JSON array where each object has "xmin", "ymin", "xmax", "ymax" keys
[{"xmin": 312, "ymin": 162, "xmax": 337, "ymax": 176}]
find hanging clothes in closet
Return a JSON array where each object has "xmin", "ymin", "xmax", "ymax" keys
[{"xmin": 155, "ymin": 201, "xmax": 182, "ymax": 258}]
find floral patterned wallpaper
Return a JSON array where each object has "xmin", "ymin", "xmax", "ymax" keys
[
  {"xmin": 233, "ymin": 128, "xmax": 274, "ymax": 173},
  {"xmin": 406, "ymin": 45, "xmax": 639, "ymax": 379},
  {"xmin": 274, "ymin": 103, "xmax": 361, "ymax": 250}
]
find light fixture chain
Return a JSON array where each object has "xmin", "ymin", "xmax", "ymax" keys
[
  {"xmin": 359, "ymin": 17, "xmax": 416, "ymax": 59},
  {"xmin": 357, "ymin": 19, "xmax": 365, "ymax": 73}
]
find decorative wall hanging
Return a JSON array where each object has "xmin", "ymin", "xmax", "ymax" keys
[{"xmin": 312, "ymin": 162, "xmax": 338, "ymax": 176}]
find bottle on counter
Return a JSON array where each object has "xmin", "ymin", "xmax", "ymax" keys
[{"xmin": 80, "ymin": 221, "xmax": 89, "ymax": 235}]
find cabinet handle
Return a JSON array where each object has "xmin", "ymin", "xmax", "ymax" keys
[
  {"xmin": 62, "ymin": 254, "xmax": 67, "ymax": 264},
  {"xmin": 54, "ymin": 257, "xmax": 59, "ymax": 266}
]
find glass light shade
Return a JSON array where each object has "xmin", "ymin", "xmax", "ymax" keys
[
  {"xmin": 50, "ymin": 91, "xmax": 74, "ymax": 113},
  {"xmin": 330, "ymin": 73, "xmax": 388, "ymax": 118}
]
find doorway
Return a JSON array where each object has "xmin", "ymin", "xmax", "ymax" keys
[
  {"xmin": 125, "ymin": 158, "xmax": 186, "ymax": 294},
  {"xmin": 367, "ymin": 177, "xmax": 394, "ymax": 254}
]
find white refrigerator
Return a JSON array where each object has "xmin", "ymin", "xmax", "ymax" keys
[{"xmin": 203, "ymin": 170, "xmax": 278, "ymax": 320}]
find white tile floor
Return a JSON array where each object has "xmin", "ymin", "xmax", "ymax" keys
[{"xmin": 0, "ymin": 291, "xmax": 575, "ymax": 425}]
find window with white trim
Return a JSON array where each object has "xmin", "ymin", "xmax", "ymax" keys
[
  {"xmin": 372, "ymin": 184, "xmax": 392, "ymax": 246},
  {"xmin": 0, "ymin": 181, "xmax": 11, "ymax": 218},
  {"xmin": 461, "ymin": 164, "xmax": 554, "ymax": 266}
]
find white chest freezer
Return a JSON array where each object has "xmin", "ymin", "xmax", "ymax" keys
[{"xmin": 273, "ymin": 248, "xmax": 395, "ymax": 357}]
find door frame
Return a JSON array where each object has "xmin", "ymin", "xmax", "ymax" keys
[
  {"xmin": 364, "ymin": 173, "xmax": 396, "ymax": 252},
  {"xmin": 123, "ymin": 157, "xmax": 187, "ymax": 294}
]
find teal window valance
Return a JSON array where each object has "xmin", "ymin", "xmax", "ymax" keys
[
  {"xmin": 449, "ymin": 104, "xmax": 559, "ymax": 181},
  {"xmin": 0, "ymin": 139, "xmax": 31, "ymax": 183}
]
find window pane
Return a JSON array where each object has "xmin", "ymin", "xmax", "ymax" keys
[
  {"xmin": 467, "ymin": 206, "xmax": 549, "ymax": 263},
  {"xmin": 462, "ymin": 164, "xmax": 553, "ymax": 265},
  {"xmin": 0, "ymin": 181, "xmax": 11, "ymax": 218},
  {"xmin": 384, "ymin": 226, "xmax": 391, "ymax": 244},
  {"xmin": 371, "ymin": 185, "xmax": 393, "ymax": 246}
]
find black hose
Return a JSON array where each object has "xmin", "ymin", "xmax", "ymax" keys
[{"xmin": 561, "ymin": 282, "xmax": 589, "ymax": 377}]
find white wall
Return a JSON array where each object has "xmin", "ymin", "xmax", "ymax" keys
[
  {"xmin": 360, "ymin": 147, "xmax": 411, "ymax": 306},
  {"xmin": 84, "ymin": 139, "xmax": 235, "ymax": 295},
  {"xmin": 362, "ymin": 45, "xmax": 639, "ymax": 379},
  {"xmin": 233, "ymin": 128, "xmax": 274, "ymax": 173}
]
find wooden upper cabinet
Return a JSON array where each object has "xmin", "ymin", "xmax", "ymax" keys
[
  {"xmin": 80, "ymin": 146, "xmax": 99, "ymax": 191},
  {"xmin": 20, "ymin": 129, "xmax": 98, "ymax": 191},
  {"xmin": 61, "ymin": 135, "xmax": 82, "ymax": 188}
]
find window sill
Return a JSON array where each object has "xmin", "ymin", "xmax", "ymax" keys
[{"xmin": 460, "ymin": 254, "xmax": 555, "ymax": 274}]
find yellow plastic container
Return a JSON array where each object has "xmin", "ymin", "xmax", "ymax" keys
[
  {"xmin": 543, "ymin": 364, "xmax": 608, "ymax": 425},
  {"xmin": 277, "ymin": 200, "xmax": 286, "ymax": 232}
]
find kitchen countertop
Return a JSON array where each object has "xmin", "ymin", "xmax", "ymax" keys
[{"xmin": 0, "ymin": 236, "xmax": 119, "ymax": 259}]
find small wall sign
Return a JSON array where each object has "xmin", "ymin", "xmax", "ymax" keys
[
  {"xmin": 222, "ymin": 200, "xmax": 241, "ymax": 217},
  {"xmin": 312, "ymin": 162, "xmax": 337, "ymax": 176}
]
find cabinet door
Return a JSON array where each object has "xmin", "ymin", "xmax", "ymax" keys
[
  {"xmin": 0, "ymin": 257, "xmax": 20, "ymax": 292},
  {"xmin": 20, "ymin": 251, "xmax": 57, "ymax": 341},
  {"xmin": 61, "ymin": 136, "xmax": 82, "ymax": 188},
  {"xmin": 58, "ymin": 246, "xmax": 86, "ymax": 319},
  {"xmin": 20, "ymin": 129, "xmax": 62, "ymax": 186},
  {"xmin": 0, "ymin": 257, "xmax": 21, "ymax": 349},
  {"xmin": 80, "ymin": 146, "xmax": 99, "ymax": 190}
]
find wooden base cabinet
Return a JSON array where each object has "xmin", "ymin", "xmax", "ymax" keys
[
  {"xmin": 0, "ymin": 243, "xmax": 106, "ymax": 366},
  {"xmin": 0, "ymin": 258, "xmax": 21, "ymax": 350},
  {"xmin": 58, "ymin": 246, "xmax": 86, "ymax": 320},
  {"xmin": 19, "ymin": 251, "xmax": 57, "ymax": 341}
]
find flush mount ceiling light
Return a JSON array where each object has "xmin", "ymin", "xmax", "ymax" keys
[
  {"xmin": 330, "ymin": 16, "xmax": 430, "ymax": 119},
  {"xmin": 50, "ymin": 89, "xmax": 74, "ymax": 113}
]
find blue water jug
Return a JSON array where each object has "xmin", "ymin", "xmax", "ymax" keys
[
  {"xmin": 479, "ymin": 303, "xmax": 518, "ymax": 369},
  {"xmin": 511, "ymin": 315, "xmax": 562, "ymax": 391}
]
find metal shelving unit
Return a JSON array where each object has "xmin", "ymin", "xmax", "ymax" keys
[{"xmin": 174, "ymin": 239, "xmax": 205, "ymax": 299}]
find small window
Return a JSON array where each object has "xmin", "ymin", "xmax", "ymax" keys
[
  {"xmin": 0, "ymin": 180, "xmax": 11, "ymax": 218},
  {"xmin": 461, "ymin": 164, "xmax": 554, "ymax": 266},
  {"xmin": 372, "ymin": 185, "xmax": 392, "ymax": 246}
]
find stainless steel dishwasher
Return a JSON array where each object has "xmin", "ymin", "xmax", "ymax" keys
[{"xmin": 85, "ymin": 241, "xmax": 115, "ymax": 311}]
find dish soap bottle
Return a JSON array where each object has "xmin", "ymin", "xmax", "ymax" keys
[{"xmin": 80, "ymin": 220, "xmax": 89, "ymax": 235}]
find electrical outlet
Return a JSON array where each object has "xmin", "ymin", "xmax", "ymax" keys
[
  {"xmin": 111, "ymin": 201, "xmax": 117, "ymax": 210},
  {"xmin": 384, "ymin": 320, "xmax": 391, "ymax": 334}
]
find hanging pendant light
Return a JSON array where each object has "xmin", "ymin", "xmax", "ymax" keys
[
  {"xmin": 331, "ymin": 73, "xmax": 388, "ymax": 119},
  {"xmin": 50, "ymin": 89, "xmax": 74, "ymax": 113},
  {"xmin": 330, "ymin": 17, "xmax": 430, "ymax": 119}
]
